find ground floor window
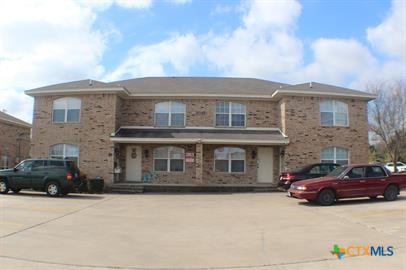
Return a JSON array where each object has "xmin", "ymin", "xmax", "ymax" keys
[
  {"xmin": 153, "ymin": 146, "xmax": 185, "ymax": 172},
  {"xmin": 321, "ymin": 147, "xmax": 349, "ymax": 165},
  {"xmin": 214, "ymin": 147, "xmax": 245, "ymax": 173},
  {"xmin": 49, "ymin": 144, "xmax": 80, "ymax": 164},
  {"xmin": 1, "ymin": 156, "xmax": 10, "ymax": 169}
]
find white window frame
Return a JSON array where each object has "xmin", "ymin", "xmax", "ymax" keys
[
  {"xmin": 321, "ymin": 147, "xmax": 349, "ymax": 165},
  {"xmin": 214, "ymin": 147, "xmax": 246, "ymax": 173},
  {"xmin": 215, "ymin": 101, "xmax": 246, "ymax": 127},
  {"xmin": 154, "ymin": 101, "xmax": 186, "ymax": 127},
  {"xmin": 320, "ymin": 100, "xmax": 349, "ymax": 127},
  {"xmin": 49, "ymin": 144, "xmax": 80, "ymax": 164},
  {"xmin": 153, "ymin": 146, "xmax": 185, "ymax": 172},
  {"xmin": 52, "ymin": 97, "xmax": 81, "ymax": 123}
]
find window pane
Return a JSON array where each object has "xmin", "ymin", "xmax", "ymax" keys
[
  {"xmin": 231, "ymin": 103, "xmax": 245, "ymax": 114},
  {"xmin": 320, "ymin": 100, "xmax": 333, "ymax": 112},
  {"xmin": 154, "ymin": 147, "xmax": 168, "ymax": 159},
  {"xmin": 216, "ymin": 114, "xmax": 229, "ymax": 126},
  {"xmin": 170, "ymin": 159, "xmax": 184, "ymax": 172},
  {"xmin": 215, "ymin": 160, "xmax": 228, "ymax": 172},
  {"xmin": 335, "ymin": 113, "xmax": 347, "ymax": 126},
  {"xmin": 321, "ymin": 159, "xmax": 334, "ymax": 164},
  {"xmin": 231, "ymin": 114, "xmax": 245, "ymax": 127},
  {"xmin": 169, "ymin": 147, "xmax": 184, "ymax": 159},
  {"xmin": 53, "ymin": 109, "xmax": 65, "ymax": 122},
  {"xmin": 321, "ymin": 148, "xmax": 334, "ymax": 160},
  {"xmin": 53, "ymin": 99, "xmax": 67, "ymax": 109},
  {"xmin": 171, "ymin": 113, "xmax": 185, "ymax": 126},
  {"xmin": 216, "ymin": 102, "xmax": 229, "ymax": 113},
  {"xmin": 155, "ymin": 113, "xmax": 169, "ymax": 126},
  {"xmin": 50, "ymin": 144, "xmax": 64, "ymax": 156},
  {"xmin": 67, "ymin": 109, "xmax": 80, "ymax": 122},
  {"xmin": 230, "ymin": 148, "xmax": 245, "ymax": 160},
  {"xmin": 155, "ymin": 102, "xmax": 169, "ymax": 113},
  {"xmin": 335, "ymin": 101, "xmax": 348, "ymax": 113},
  {"xmin": 171, "ymin": 102, "xmax": 186, "ymax": 113},
  {"xmin": 154, "ymin": 159, "xmax": 167, "ymax": 171},
  {"xmin": 321, "ymin": 112, "xmax": 334, "ymax": 125},
  {"xmin": 49, "ymin": 160, "xmax": 65, "ymax": 168},
  {"xmin": 214, "ymin": 148, "xmax": 228, "ymax": 160},
  {"xmin": 231, "ymin": 160, "xmax": 244, "ymax": 172},
  {"xmin": 65, "ymin": 145, "xmax": 79, "ymax": 156},
  {"xmin": 336, "ymin": 148, "xmax": 348, "ymax": 159}
]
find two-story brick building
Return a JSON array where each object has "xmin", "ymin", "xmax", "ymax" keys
[
  {"xmin": 0, "ymin": 111, "xmax": 31, "ymax": 169},
  {"xmin": 25, "ymin": 77, "xmax": 375, "ymax": 186}
]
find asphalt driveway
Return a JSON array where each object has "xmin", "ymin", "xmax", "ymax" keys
[{"xmin": 0, "ymin": 191, "xmax": 405, "ymax": 270}]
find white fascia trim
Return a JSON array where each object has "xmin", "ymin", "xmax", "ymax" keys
[
  {"xmin": 126, "ymin": 93, "xmax": 274, "ymax": 99},
  {"xmin": 110, "ymin": 137, "xmax": 289, "ymax": 145},
  {"xmin": 272, "ymin": 90, "xmax": 376, "ymax": 100},
  {"xmin": 117, "ymin": 126, "xmax": 283, "ymax": 131},
  {"xmin": 0, "ymin": 118, "xmax": 32, "ymax": 128},
  {"xmin": 25, "ymin": 87, "xmax": 130, "ymax": 97}
]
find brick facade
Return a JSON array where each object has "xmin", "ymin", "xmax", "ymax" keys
[
  {"xmin": 0, "ymin": 121, "xmax": 31, "ymax": 168},
  {"xmin": 28, "ymin": 78, "xmax": 372, "ymax": 186}
]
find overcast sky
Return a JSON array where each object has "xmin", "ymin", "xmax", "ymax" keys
[{"xmin": 0, "ymin": 0, "xmax": 405, "ymax": 123}]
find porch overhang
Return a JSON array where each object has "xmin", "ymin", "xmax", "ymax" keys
[{"xmin": 110, "ymin": 127, "xmax": 289, "ymax": 146}]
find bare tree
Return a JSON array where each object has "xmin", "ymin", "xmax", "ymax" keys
[{"xmin": 368, "ymin": 81, "xmax": 406, "ymax": 172}]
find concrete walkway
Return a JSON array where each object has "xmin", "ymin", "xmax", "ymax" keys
[{"xmin": 0, "ymin": 192, "xmax": 405, "ymax": 269}]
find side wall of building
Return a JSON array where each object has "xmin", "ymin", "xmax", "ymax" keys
[
  {"xmin": 0, "ymin": 122, "xmax": 31, "ymax": 168},
  {"xmin": 31, "ymin": 94, "xmax": 118, "ymax": 182},
  {"xmin": 280, "ymin": 96, "xmax": 369, "ymax": 171}
]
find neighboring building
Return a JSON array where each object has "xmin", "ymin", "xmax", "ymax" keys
[
  {"xmin": 0, "ymin": 111, "xmax": 31, "ymax": 169},
  {"xmin": 25, "ymin": 77, "xmax": 375, "ymax": 186}
]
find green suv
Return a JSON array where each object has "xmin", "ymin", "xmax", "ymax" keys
[{"xmin": 0, "ymin": 159, "xmax": 82, "ymax": 197}]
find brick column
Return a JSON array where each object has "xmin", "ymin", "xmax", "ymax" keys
[{"xmin": 195, "ymin": 143, "xmax": 203, "ymax": 184}]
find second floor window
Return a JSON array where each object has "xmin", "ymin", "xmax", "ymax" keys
[
  {"xmin": 216, "ymin": 101, "xmax": 246, "ymax": 127},
  {"xmin": 320, "ymin": 100, "xmax": 348, "ymax": 126},
  {"xmin": 53, "ymin": 97, "xmax": 81, "ymax": 123},
  {"xmin": 155, "ymin": 101, "xmax": 186, "ymax": 126}
]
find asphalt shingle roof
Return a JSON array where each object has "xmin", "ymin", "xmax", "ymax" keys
[{"xmin": 0, "ymin": 111, "xmax": 31, "ymax": 128}]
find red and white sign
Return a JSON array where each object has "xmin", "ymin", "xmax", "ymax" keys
[{"xmin": 185, "ymin": 152, "xmax": 195, "ymax": 163}]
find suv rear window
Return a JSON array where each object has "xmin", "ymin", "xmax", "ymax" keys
[{"xmin": 66, "ymin": 161, "xmax": 79, "ymax": 172}]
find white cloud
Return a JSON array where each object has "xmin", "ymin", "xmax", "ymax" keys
[
  {"xmin": 105, "ymin": 33, "xmax": 202, "ymax": 80},
  {"xmin": 300, "ymin": 39, "xmax": 378, "ymax": 85},
  {"xmin": 367, "ymin": 0, "xmax": 406, "ymax": 59},
  {"xmin": 115, "ymin": 0, "xmax": 153, "ymax": 9}
]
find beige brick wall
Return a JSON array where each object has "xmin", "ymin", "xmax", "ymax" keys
[
  {"xmin": 120, "ymin": 99, "xmax": 280, "ymax": 128},
  {"xmin": 30, "ymin": 94, "xmax": 118, "ymax": 182},
  {"xmin": 281, "ymin": 96, "xmax": 369, "ymax": 171},
  {"xmin": 118, "ymin": 144, "xmax": 281, "ymax": 184},
  {"xmin": 0, "ymin": 122, "xmax": 30, "ymax": 168}
]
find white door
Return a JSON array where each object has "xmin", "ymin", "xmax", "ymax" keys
[
  {"xmin": 257, "ymin": 147, "xmax": 274, "ymax": 183},
  {"xmin": 126, "ymin": 146, "xmax": 142, "ymax": 182}
]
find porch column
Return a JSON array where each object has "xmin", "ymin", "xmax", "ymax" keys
[{"xmin": 195, "ymin": 143, "xmax": 203, "ymax": 184}]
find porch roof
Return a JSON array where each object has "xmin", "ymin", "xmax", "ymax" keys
[{"xmin": 110, "ymin": 127, "xmax": 289, "ymax": 145}]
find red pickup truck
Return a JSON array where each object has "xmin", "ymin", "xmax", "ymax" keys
[{"xmin": 288, "ymin": 164, "xmax": 406, "ymax": 206}]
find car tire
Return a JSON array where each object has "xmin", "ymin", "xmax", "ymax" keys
[
  {"xmin": 11, "ymin": 188, "xmax": 21, "ymax": 194},
  {"xmin": 317, "ymin": 189, "xmax": 336, "ymax": 206},
  {"xmin": 45, "ymin": 182, "xmax": 60, "ymax": 197},
  {"xmin": 0, "ymin": 179, "xmax": 10, "ymax": 194},
  {"xmin": 384, "ymin": 185, "xmax": 398, "ymax": 201}
]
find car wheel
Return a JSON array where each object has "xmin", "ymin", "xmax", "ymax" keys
[
  {"xmin": 11, "ymin": 188, "xmax": 21, "ymax": 194},
  {"xmin": 384, "ymin": 185, "xmax": 398, "ymax": 201},
  {"xmin": 317, "ymin": 189, "xmax": 335, "ymax": 206},
  {"xmin": 46, "ymin": 182, "xmax": 60, "ymax": 197},
  {"xmin": 0, "ymin": 179, "xmax": 10, "ymax": 194}
]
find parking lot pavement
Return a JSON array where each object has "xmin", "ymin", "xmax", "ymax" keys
[{"xmin": 0, "ymin": 191, "xmax": 405, "ymax": 270}]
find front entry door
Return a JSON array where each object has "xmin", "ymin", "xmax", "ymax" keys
[
  {"xmin": 126, "ymin": 146, "xmax": 142, "ymax": 182},
  {"xmin": 257, "ymin": 147, "xmax": 274, "ymax": 183}
]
